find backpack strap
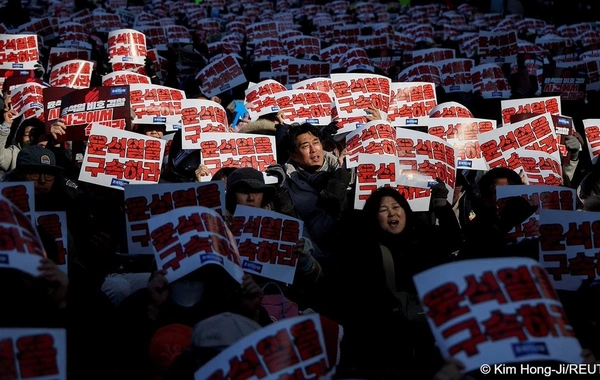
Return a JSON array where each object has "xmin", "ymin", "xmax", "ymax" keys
[{"xmin": 261, "ymin": 282, "xmax": 287, "ymax": 319}]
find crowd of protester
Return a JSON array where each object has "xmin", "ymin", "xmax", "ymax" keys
[{"xmin": 2, "ymin": 0, "xmax": 600, "ymax": 379}]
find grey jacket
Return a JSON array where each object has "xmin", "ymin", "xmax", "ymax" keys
[{"xmin": 0, "ymin": 122, "xmax": 20, "ymax": 172}]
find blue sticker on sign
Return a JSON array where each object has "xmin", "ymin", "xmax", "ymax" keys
[
  {"xmin": 12, "ymin": 64, "xmax": 23, "ymax": 69},
  {"xmin": 495, "ymin": 57, "xmax": 505, "ymax": 63},
  {"xmin": 457, "ymin": 160, "xmax": 473, "ymax": 168},
  {"xmin": 450, "ymin": 86, "xmax": 460, "ymax": 91},
  {"xmin": 512, "ymin": 342, "xmax": 549, "ymax": 358},
  {"xmin": 153, "ymin": 117, "xmax": 166, "ymax": 123},
  {"xmin": 200, "ymin": 253, "xmax": 224, "ymax": 265},
  {"xmin": 122, "ymin": 57, "xmax": 130, "ymax": 62},
  {"xmin": 111, "ymin": 178, "xmax": 130, "ymax": 187},
  {"xmin": 242, "ymin": 261, "xmax": 263, "ymax": 273},
  {"xmin": 270, "ymin": 106, "xmax": 280, "ymax": 112},
  {"xmin": 355, "ymin": 123, "xmax": 364, "ymax": 129},
  {"xmin": 406, "ymin": 119, "xmax": 418, "ymax": 125},
  {"xmin": 306, "ymin": 118, "xmax": 319, "ymax": 124},
  {"xmin": 172, "ymin": 124, "xmax": 181, "ymax": 130},
  {"xmin": 219, "ymin": 83, "xmax": 231, "ymax": 91},
  {"xmin": 0, "ymin": 254, "xmax": 8, "ymax": 264},
  {"xmin": 492, "ymin": 91, "xmax": 502, "ymax": 97},
  {"xmin": 110, "ymin": 87, "xmax": 127, "ymax": 95}
]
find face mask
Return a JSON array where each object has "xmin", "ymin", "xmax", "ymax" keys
[{"xmin": 168, "ymin": 279, "xmax": 205, "ymax": 308}]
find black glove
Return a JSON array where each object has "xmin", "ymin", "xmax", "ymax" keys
[
  {"xmin": 430, "ymin": 178, "xmax": 449, "ymax": 208},
  {"xmin": 265, "ymin": 164, "xmax": 287, "ymax": 185},
  {"xmin": 497, "ymin": 196, "xmax": 538, "ymax": 233},
  {"xmin": 317, "ymin": 168, "xmax": 351, "ymax": 216}
]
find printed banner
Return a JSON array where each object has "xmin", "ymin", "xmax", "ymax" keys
[
  {"xmin": 539, "ymin": 209, "xmax": 600, "ymax": 291},
  {"xmin": 136, "ymin": 26, "xmax": 168, "ymax": 50},
  {"xmin": 164, "ymin": 25, "xmax": 192, "ymax": 44},
  {"xmin": 414, "ymin": 257, "xmax": 582, "ymax": 374},
  {"xmin": 497, "ymin": 185, "xmax": 576, "ymax": 243},
  {"xmin": 0, "ymin": 328, "xmax": 67, "ymax": 380},
  {"xmin": 108, "ymin": 28, "xmax": 147, "ymax": 64},
  {"xmin": 274, "ymin": 90, "xmax": 332, "ymax": 126},
  {"xmin": 0, "ymin": 194, "xmax": 46, "ymax": 277},
  {"xmin": 429, "ymin": 101, "xmax": 474, "ymax": 118},
  {"xmin": 583, "ymin": 119, "xmax": 600, "ymax": 164},
  {"xmin": 124, "ymin": 182, "xmax": 226, "ymax": 255},
  {"xmin": 246, "ymin": 21, "xmax": 279, "ymax": 41},
  {"xmin": 396, "ymin": 128, "xmax": 456, "ymax": 200},
  {"xmin": 180, "ymin": 99, "xmax": 228, "ymax": 149},
  {"xmin": 231, "ymin": 205, "xmax": 303, "ymax": 284},
  {"xmin": 0, "ymin": 182, "xmax": 34, "ymax": 218},
  {"xmin": 43, "ymin": 87, "xmax": 76, "ymax": 133},
  {"xmin": 102, "ymin": 71, "xmax": 151, "ymax": 86},
  {"xmin": 286, "ymin": 58, "xmax": 330, "ymax": 85},
  {"xmin": 411, "ymin": 48, "xmax": 455, "ymax": 64},
  {"xmin": 199, "ymin": 133, "xmax": 277, "ymax": 177},
  {"xmin": 0, "ymin": 34, "xmax": 39, "ymax": 70},
  {"xmin": 47, "ymin": 47, "xmax": 91, "ymax": 74},
  {"xmin": 478, "ymin": 30, "xmax": 518, "ymax": 64},
  {"xmin": 436, "ymin": 58, "xmax": 474, "ymax": 93},
  {"xmin": 147, "ymin": 206, "xmax": 244, "ymax": 284},
  {"xmin": 196, "ymin": 54, "xmax": 247, "ymax": 98},
  {"xmin": 477, "ymin": 113, "xmax": 559, "ymax": 170},
  {"xmin": 79, "ymin": 124, "xmax": 165, "ymax": 189},
  {"xmin": 292, "ymin": 77, "xmax": 333, "ymax": 97},
  {"xmin": 388, "ymin": 82, "xmax": 437, "ymax": 126},
  {"xmin": 9, "ymin": 82, "xmax": 45, "ymax": 119},
  {"xmin": 346, "ymin": 121, "xmax": 397, "ymax": 168},
  {"xmin": 471, "ymin": 63, "xmax": 511, "ymax": 99},
  {"xmin": 49, "ymin": 59, "xmax": 93, "ymax": 89},
  {"xmin": 500, "ymin": 96, "xmax": 561, "ymax": 125},
  {"xmin": 429, "ymin": 118, "xmax": 496, "ymax": 171},
  {"xmin": 517, "ymin": 149, "xmax": 563, "ymax": 186},
  {"xmin": 244, "ymin": 80, "xmax": 287, "ymax": 120},
  {"xmin": 354, "ymin": 154, "xmax": 398, "ymax": 210},
  {"xmin": 33, "ymin": 211, "xmax": 68, "ymax": 269},
  {"xmin": 330, "ymin": 73, "xmax": 391, "ymax": 133},
  {"xmin": 129, "ymin": 84, "xmax": 185, "ymax": 131},
  {"xmin": 195, "ymin": 314, "xmax": 332, "ymax": 380},
  {"xmin": 59, "ymin": 86, "xmax": 132, "ymax": 141},
  {"xmin": 397, "ymin": 63, "xmax": 442, "ymax": 86}
]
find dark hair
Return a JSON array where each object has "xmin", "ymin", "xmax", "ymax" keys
[
  {"xmin": 15, "ymin": 117, "xmax": 44, "ymax": 146},
  {"xmin": 362, "ymin": 187, "xmax": 414, "ymax": 234},
  {"xmin": 212, "ymin": 167, "xmax": 237, "ymax": 182},
  {"xmin": 322, "ymin": 138, "xmax": 344, "ymax": 155},
  {"xmin": 286, "ymin": 123, "xmax": 322, "ymax": 153},
  {"xmin": 478, "ymin": 167, "xmax": 522, "ymax": 199}
]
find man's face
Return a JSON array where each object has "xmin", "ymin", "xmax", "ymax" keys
[
  {"xmin": 22, "ymin": 126, "xmax": 33, "ymax": 144},
  {"xmin": 24, "ymin": 171, "xmax": 55, "ymax": 195},
  {"xmin": 234, "ymin": 189, "xmax": 264, "ymax": 209},
  {"xmin": 290, "ymin": 132, "xmax": 324, "ymax": 170}
]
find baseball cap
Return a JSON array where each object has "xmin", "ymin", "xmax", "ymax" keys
[
  {"xmin": 225, "ymin": 167, "xmax": 276, "ymax": 212},
  {"xmin": 16, "ymin": 146, "xmax": 63, "ymax": 174},
  {"xmin": 191, "ymin": 312, "xmax": 261, "ymax": 351}
]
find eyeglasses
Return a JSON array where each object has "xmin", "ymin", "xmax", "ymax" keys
[{"xmin": 26, "ymin": 172, "xmax": 55, "ymax": 181}]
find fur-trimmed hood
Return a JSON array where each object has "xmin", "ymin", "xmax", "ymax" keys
[{"xmin": 238, "ymin": 119, "xmax": 277, "ymax": 135}]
